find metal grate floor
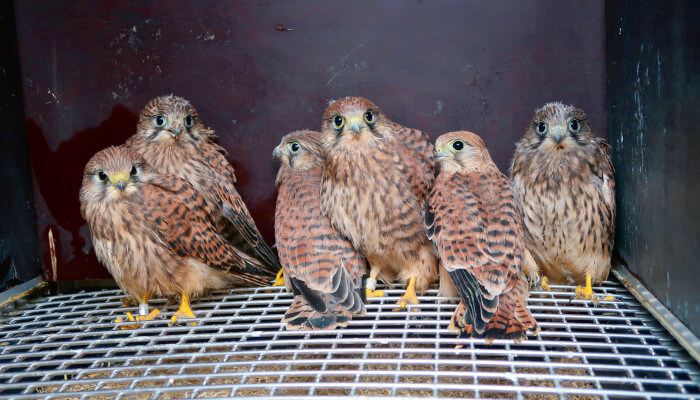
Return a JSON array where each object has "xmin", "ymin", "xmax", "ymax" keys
[{"xmin": 0, "ymin": 270, "xmax": 698, "ymax": 399}]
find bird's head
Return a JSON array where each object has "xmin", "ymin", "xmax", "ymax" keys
[
  {"xmin": 134, "ymin": 95, "xmax": 214, "ymax": 147},
  {"xmin": 80, "ymin": 146, "xmax": 152, "ymax": 207},
  {"xmin": 523, "ymin": 102, "xmax": 593, "ymax": 153},
  {"xmin": 273, "ymin": 130, "xmax": 325, "ymax": 186},
  {"xmin": 434, "ymin": 131, "xmax": 495, "ymax": 174},
  {"xmin": 320, "ymin": 96, "xmax": 390, "ymax": 153}
]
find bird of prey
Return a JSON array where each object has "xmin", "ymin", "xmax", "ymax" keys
[
  {"xmin": 126, "ymin": 95, "xmax": 280, "ymax": 284},
  {"xmin": 510, "ymin": 102, "xmax": 615, "ymax": 302},
  {"xmin": 319, "ymin": 96, "xmax": 438, "ymax": 308},
  {"xmin": 80, "ymin": 146, "xmax": 270, "ymax": 326},
  {"xmin": 274, "ymin": 130, "xmax": 366, "ymax": 329},
  {"xmin": 426, "ymin": 131, "xmax": 538, "ymax": 340}
]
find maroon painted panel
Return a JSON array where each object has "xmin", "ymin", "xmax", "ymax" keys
[{"xmin": 14, "ymin": 0, "xmax": 606, "ymax": 281}]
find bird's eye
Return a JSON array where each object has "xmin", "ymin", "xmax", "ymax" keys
[
  {"xmin": 130, "ymin": 165, "xmax": 138, "ymax": 176},
  {"xmin": 451, "ymin": 140, "xmax": 465, "ymax": 151},
  {"xmin": 154, "ymin": 115, "xmax": 166, "ymax": 127},
  {"xmin": 290, "ymin": 142, "xmax": 300, "ymax": 153},
  {"xmin": 97, "ymin": 171, "xmax": 108, "ymax": 181},
  {"xmin": 364, "ymin": 110, "xmax": 375, "ymax": 124},
  {"xmin": 184, "ymin": 115, "xmax": 194, "ymax": 128},
  {"xmin": 537, "ymin": 122, "xmax": 547, "ymax": 135},
  {"xmin": 333, "ymin": 115, "xmax": 345, "ymax": 129},
  {"xmin": 569, "ymin": 119, "xmax": 580, "ymax": 134}
]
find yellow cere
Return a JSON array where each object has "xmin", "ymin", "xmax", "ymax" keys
[{"xmin": 111, "ymin": 172, "xmax": 129, "ymax": 183}]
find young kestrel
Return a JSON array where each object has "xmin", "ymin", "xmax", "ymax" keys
[
  {"xmin": 79, "ymin": 146, "xmax": 271, "ymax": 326},
  {"xmin": 509, "ymin": 102, "xmax": 615, "ymax": 302},
  {"xmin": 320, "ymin": 96, "xmax": 438, "ymax": 308},
  {"xmin": 126, "ymin": 95, "xmax": 280, "ymax": 281},
  {"xmin": 274, "ymin": 130, "xmax": 366, "ymax": 330},
  {"xmin": 426, "ymin": 131, "xmax": 538, "ymax": 340}
]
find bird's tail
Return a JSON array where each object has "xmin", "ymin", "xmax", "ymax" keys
[
  {"xmin": 282, "ymin": 270, "xmax": 366, "ymax": 330},
  {"xmin": 230, "ymin": 250, "xmax": 278, "ymax": 286},
  {"xmin": 481, "ymin": 284, "xmax": 539, "ymax": 341},
  {"xmin": 282, "ymin": 295, "xmax": 353, "ymax": 330},
  {"xmin": 449, "ymin": 277, "xmax": 538, "ymax": 341}
]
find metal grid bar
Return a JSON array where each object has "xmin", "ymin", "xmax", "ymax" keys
[{"xmin": 0, "ymin": 272, "xmax": 698, "ymax": 399}]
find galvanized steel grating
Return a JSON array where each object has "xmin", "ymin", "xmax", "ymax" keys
[{"xmin": 0, "ymin": 273, "xmax": 698, "ymax": 399}]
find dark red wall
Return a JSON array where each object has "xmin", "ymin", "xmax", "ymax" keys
[{"xmin": 13, "ymin": 1, "xmax": 606, "ymax": 281}]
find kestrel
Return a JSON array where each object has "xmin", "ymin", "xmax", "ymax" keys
[
  {"xmin": 319, "ymin": 96, "xmax": 438, "ymax": 308},
  {"xmin": 274, "ymin": 130, "xmax": 366, "ymax": 330},
  {"xmin": 79, "ymin": 146, "xmax": 271, "ymax": 326},
  {"xmin": 509, "ymin": 102, "xmax": 615, "ymax": 302},
  {"xmin": 426, "ymin": 131, "xmax": 538, "ymax": 340},
  {"xmin": 126, "ymin": 95, "xmax": 280, "ymax": 282}
]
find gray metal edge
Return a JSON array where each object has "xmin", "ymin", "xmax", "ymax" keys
[
  {"xmin": 0, "ymin": 276, "xmax": 45, "ymax": 308},
  {"xmin": 612, "ymin": 264, "xmax": 700, "ymax": 363}
]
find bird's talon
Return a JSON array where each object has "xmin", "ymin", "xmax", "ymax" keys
[
  {"xmin": 272, "ymin": 269, "xmax": 285, "ymax": 287},
  {"xmin": 540, "ymin": 276, "xmax": 550, "ymax": 291},
  {"xmin": 366, "ymin": 288, "xmax": 384, "ymax": 298}
]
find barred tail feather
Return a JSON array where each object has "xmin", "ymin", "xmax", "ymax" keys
[{"xmin": 282, "ymin": 296, "xmax": 353, "ymax": 330}]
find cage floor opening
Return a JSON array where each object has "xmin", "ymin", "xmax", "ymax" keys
[{"xmin": 0, "ymin": 274, "xmax": 698, "ymax": 399}]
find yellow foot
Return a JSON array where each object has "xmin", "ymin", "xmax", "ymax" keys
[
  {"xmin": 365, "ymin": 274, "xmax": 384, "ymax": 298},
  {"xmin": 395, "ymin": 277, "xmax": 418, "ymax": 310},
  {"xmin": 573, "ymin": 272, "xmax": 599, "ymax": 305},
  {"xmin": 170, "ymin": 293, "xmax": 196, "ymax": 326},
  {"xmin": 540, "ymin": 276, "xmax": 550, "ymax": 291},
  {"xmin": 114, "ymin": 309, "xmax": 161, "ymax": 329},
  {"xmin": 272, "ymin": 269, "xmax": 285, "ymax": 287},
  {"xmin": 122, "ymin": 297, "xmax": 133, "ymax": 308}
]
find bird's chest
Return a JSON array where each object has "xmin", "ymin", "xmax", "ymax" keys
[
  {"xmin": 520, "ymin": 164, "xmax": 597, "ymax": 244},
  {"xmin": 323, "ymin": 152, "xmax": 407, "ymax": 251}
]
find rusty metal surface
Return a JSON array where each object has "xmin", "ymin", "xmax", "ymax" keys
[{"xmin": 13, "ymin": 1, "xmax": 606, "ymax": 281}]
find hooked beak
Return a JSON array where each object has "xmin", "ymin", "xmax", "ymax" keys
[
  {"xmin": 435, "ymin": 147, "xmax": 447, "ymax": 161},
  {"xmin": 112, "ymin": 173, "xmax": 129, "ymax": 192},
  {"xmin": 168, "ymin": 121, "xmax": 181, "ymax": 139},
  {"xmin": 550, "ymin": 125, "xmax": 566, "ymax": 144},
  {"xmin": 347, "ymin": 117, "xmax": 363, "ymax": 134},
  {"xmin": 272, "ymin": 145, "xmax": 283, "ymax": 158}
]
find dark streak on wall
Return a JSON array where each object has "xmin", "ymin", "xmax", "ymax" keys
[{"xmin": 606, "ymin": 2, "xmax": 700, "ymax": 335}]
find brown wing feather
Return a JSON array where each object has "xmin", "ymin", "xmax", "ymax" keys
[
  {"xmin": 142, "ymin": 174, "xmax": 270, "ymax": 286},
  {"xmin": 427, "ymin": 168, "xmax": 536, "ymax": 338},
  {"xmin": 391, "ymin": 121, "xmax": 435, "ymax": 203},
  {"xmin": 276, "ymin": 167, "xmax": 366, "ymax": 329},
  {"xmin": 200, "ymin": 142, "xmax": 281, "ymax": 275}
]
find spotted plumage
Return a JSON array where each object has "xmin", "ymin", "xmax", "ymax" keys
[
  {"xmin": 274, "ymin": 130, "xmax": 366, "ymax": 330},
  {"xmin": 126, "ymin": 95, "xmax": 280, "ymax": 282},
  {"xmin": 509, "ymin": 102, "xmax": 615, "ymax": 297},
  {"xmin": 320, "ymin": 96, "xmax": 438, "ymax": 307},
  {"xmin": 80, "ymin": 146, "xmax": 268, "ymax": 324},
  {"xmin": 426, "ymin": 131, "xmax": 538, "ymax": 340}
]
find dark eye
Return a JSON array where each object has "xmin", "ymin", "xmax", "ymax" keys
[
  {"xmin": 130, "ymin": 165, "xmax": 138, "ymax": 176},
  {"xmin": 569, "ymin": 119, "xmax": 580, "ymax": 133},
  {"xmin": 537, "ymin": 122, "xmax": 547, "ymax": 135},
  {"xmin": 290, "ymin": 142, "xmax": 300, "ymax": 152},
  {"xmin": 154, "ymin": 115, "xmax": 166, "ymax": 127},
  {"xmin": 184, "ymin": 115, "xmax": 194, "ymax": 128},
  {"xmin": 97, "ymin": 171, "xmax": 108, "ymax": 181},
  {"xmin": 364, "ymin": 110, "xmax": 375, "ymax": 124},
  {"xmin": 452, "ymin": 140, "xmax": 464, "ymax": 151},
  {"xmin": 333, "ymin": 115, "xmax": 345, "ymax": 129}
]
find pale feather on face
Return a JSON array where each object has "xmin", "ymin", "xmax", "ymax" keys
[
  {"xmin": 320, "ymin": 97, "xmax": 392, "ymax": 155},
  {"xmin": 134, "ymin": 95, "xmax": 213, "ymax": 147},
  {"xmin": 80, "ymin": 146, "xmax": 153, "ymax": 206},
  {"xmin": 273, "ymin": 130, "xmax": 324, "ymax": 186},
  {"xmin": 434, "ymin": 131, "xmax": 496, "ymax": 174}
]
